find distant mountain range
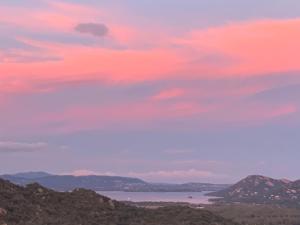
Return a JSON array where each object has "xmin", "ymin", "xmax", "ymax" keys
[
  {"xmin": 0, "ymin": 172, "xmax": 229, "ymax": 192},
  {"xmin": 209, "ymin": 175, "xmax": 300, "ymax": 207}
]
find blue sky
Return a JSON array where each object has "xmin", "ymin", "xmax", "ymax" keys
[{"xmin": 0, "ymin": 0, "xmax": 300, "ymax": 183}]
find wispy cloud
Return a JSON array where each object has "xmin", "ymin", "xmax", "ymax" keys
[
  {"xmin": 163, "ymin": 148, "xmax": 195, "ymax": 155},
  {"xmin": 128, "ymin": 169, "xmax": 227, "ymax": 183},
  {"xmin": 0, "ymin": 141, "xmax": 69, "ymax": 154},
  {"xmin": 67, "ymin": 169, "xmax": 116, "ymax": 177},
  {"xmin": 0, "ymin": 141, "xmax": 48, "ymax": 153},
  {"xmin": 152, "ymin": 88, "xmax": 185, "ymax": 101}
]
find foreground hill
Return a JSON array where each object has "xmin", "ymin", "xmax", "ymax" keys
[
  {"xmin": 209, "ymin": 175, "xmax": 300, "ymax": 207},
  {"xmin": 1, "ymin": 172, "xmax": 228, "ymax": 192},
  {"xmin": 0, "ymin": 179, "xmax": 237, "ymax": 225},
  {"xmin": 128, "ymin": 202, "xmax": 300, "ymax": 225}
]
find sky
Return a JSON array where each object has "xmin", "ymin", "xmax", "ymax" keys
[{"xmin": 0, "ymin": 0, "xmax": 300, "ymax": 184}]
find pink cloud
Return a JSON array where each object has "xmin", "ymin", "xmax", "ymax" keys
[
  {"xmin": 1, "ymin": 2, "xmax": 300, "ymax": 136},
  {"xmin": 0, "ymin": 1, "xmax": 101, "ymax": 32},
  {"xmin": 175, "ymin": 18, "xmax": 300, "ymax": 77},
  {"xmin": 215, "ymin": 103, "xmax": 298, "ymax": 126},
  {"xmin": 46, "ymin": 1, "xmax": 94, "ymax": 14},
  {"xmin": 268, "ymin": 104, "xmax": 297, "ymax": 118},
  {"xmin": 152, "ymin": 88, "xmax": 185, "ymax": 101},
  {"xmin": 3, "ymin": 4, "xmax": 300, "ymax": 96},
  {"xmin": 37, "ymin": 101, "xmax": 207, "ymax": 134},
  {"xmin": 2, "ymin": 1, "xmax": 300, "ymax": 81},
  {"xmin": 0, "ymin": 40, "xmax": 184, "ymax": 95},
  {"xmin": 0, "ymin": 17, "xmax": 300, "ymax": 94},
  {"xmin": 28, "ymin": 94, "xmax": 297, "ymax": 134}
]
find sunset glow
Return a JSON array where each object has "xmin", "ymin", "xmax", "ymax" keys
[{"xmin": 1, "ymin": 0, "xmax": 300, "ymax": 183}]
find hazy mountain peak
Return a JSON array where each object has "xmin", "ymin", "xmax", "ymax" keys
[
  {"xmin": 1, "ymin": 172, "xmax": 228, "ymax": 192},
  {"xmin": 11, "ymin": 171, "xmax": 52, "ymax": 179}
]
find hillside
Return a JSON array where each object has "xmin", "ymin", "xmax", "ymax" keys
[
  {"xmin": 208, "ymin": 175, "xmax": 300, "ymax": 207},
  {"xmin": 0, "ymin": 179, "xmax": 238, "ymax": 225},
  {"xmin": 1, "ymin": 172, "xmax": 228, "ymax": 192}
]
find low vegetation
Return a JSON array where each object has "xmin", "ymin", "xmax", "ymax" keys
[
  {"xmin": 129, "ymin": 202, "xmax": 300, "ymax": 225},
  {"xmin": 0, "ymin": 179, "xmax": 237, "ymax": 225},
  {"xmin": 207, "ymin": 203, "xmax": 300, "ymax": 225}
]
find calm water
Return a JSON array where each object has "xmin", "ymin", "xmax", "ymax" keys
[{"xmin": 97, "ymin": 191, "xmax": 213, "ymax": 204}]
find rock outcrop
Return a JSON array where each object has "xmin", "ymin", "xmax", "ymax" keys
[{"xmin": 0, "ymin": 208, "xmax": 7, "ymax": 225}]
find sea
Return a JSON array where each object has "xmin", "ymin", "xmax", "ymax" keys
[{"xmin": 96, "ymin": 191, "xmax": 213, "ymax": 204}]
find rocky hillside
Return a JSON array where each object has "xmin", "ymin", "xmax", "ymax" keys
[
  {"xmin": 209, "ymin": 175, "xmax": 300, "ymax": 207},
  {"xmin": 0, "ymin": 179, "xmax": 238, "ymax": 225}
]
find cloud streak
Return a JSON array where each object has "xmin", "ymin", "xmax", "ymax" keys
[
  {"xmin": 128, "ymin": 169, "xmax": 227, "ymax": 183},
  {"xmin": 2, "ymin": 16, "xmax": 300, "ymax": 97},
  {"xmin": 68, "ymin": 170, "xmax": 116, "ymax": 177},
  {"xmin": 0, "ymin": 141, "xmax": 48, "ymax": 153},
  {"xmin": 176, "ymin": 18, "xmax": 300, "ymax": 77}
]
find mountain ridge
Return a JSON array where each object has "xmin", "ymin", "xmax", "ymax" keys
[
  {"xmin": 209, "ymin": 175, "xmax": 300, "ymax": 207},
  {"xmin": 10, "ymin": 171, "xmax": 52, "ymax": 179},
  {"xmin": 1, "ymin": 172, "xmax": 229, "ymax": 192}
]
